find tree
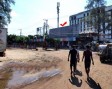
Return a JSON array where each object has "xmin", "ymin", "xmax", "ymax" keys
[
  {"xmin": 7, "ymin": 34, "xmax": 16, "ymax": 45},
  {"xmin": 85, "ymin": 0, "xmax": 106, "ymax": 43},
  {"xmin": 105, "ymin": 11, "xmax": 112, "ymax": 38},
  {"xmin": 0, "ymin": 0, "xmax": 15, "ymax": 27}
]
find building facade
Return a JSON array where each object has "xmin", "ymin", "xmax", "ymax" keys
[
  {"xmin": 49, "ymin": 25, "xmax": 79, "ymax": 42},
  {"xmin": 49, "ymin": 5, "xmax": 112, "ymax": 44},
  {"xmin": 69, "ymin": 5, "xmax": 112, "ymax": 42}
]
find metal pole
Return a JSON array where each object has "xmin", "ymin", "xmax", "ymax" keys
[
  {"xmin": 45, "ymin": 19, "xmax": 48, "ymax": 35},
  {"xmin": 19, "ymin": 29, "xmax": 22, "ymax": 36},
  {"xmin": 43, "ymin": 22, "xmax": 46, "ymax": 37},
  {"xmin": 57, "ymin": 2, "xmax": 60, "ymax": 28},
  {"xmin": 57, "ymin": 12, "xmax": 59, "ymax": 28},
  {"xmin": 40, "ymin": 27, "xmax": 41, "ymax": 36}
]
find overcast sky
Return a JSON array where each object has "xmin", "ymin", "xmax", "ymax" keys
[{"xmin": 8, "ymin": 0, "xmax": 112, "ymax": 36}]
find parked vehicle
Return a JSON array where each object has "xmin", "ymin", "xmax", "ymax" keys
[
  {"xmin": 98, "ymin": 44, "xmax": 107, "ymax": 53},
  {"xmin": 99, "ymin": 43, "xmax": 112, "ymax": 63},
  {"xmin": 0, "ymin": 28, "xmax": 7, "ymax": 57}
]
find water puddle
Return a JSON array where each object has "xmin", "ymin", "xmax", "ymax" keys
[
  {"xmin": 6, "ymin": 69, "xmax": 61, "ymax": 89},
  {"xmin": 1, "ymin": 61, "xmax": 62, "ymax": 89}
]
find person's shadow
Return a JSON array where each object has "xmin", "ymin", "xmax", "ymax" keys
[
  {"xmin": 69, "ymin": 75, "xmax": 82, "ymax": 87},
  {"xmin": 75, "ymin": 70, "xmax": 83, "ymax": 76},
  {"xmin": 86, "ymin": 77, "xmax": 102, "ymax": 89}
]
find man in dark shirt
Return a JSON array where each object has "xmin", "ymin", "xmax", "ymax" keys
[
  {"xmin": 82, "ymin": 45, "xmax": 94, "ymax": 78},
  {"xmin": 68, "ymin": 45, "xmax": 80, "ymax": 75}
]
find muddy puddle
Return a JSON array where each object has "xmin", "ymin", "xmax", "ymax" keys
[
  {"xmin": 6, "ymin": 68, "xmax": 61, "ymax": 89},
  {"xmin": 0, "ymin": 57, "xmax": 62, "ymax": 89}
]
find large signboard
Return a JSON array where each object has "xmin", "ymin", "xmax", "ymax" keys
[{"xmin": 0, "ymin": 28, "xmax": 7, "ymax": 52}]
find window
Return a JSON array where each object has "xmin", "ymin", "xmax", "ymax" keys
[
  {"xmin": 84, "ymin": 14, "xmax": 85, "ymax": 17},
  {"xmin": 87, "ymin": 13, "xmax": 89, "ymax": 16}
]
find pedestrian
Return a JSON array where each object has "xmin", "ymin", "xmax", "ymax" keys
[
  {"xmin": 82, "ymin": 45, "xmax": 94, "ymax": 78},
  {"xmin": 68, "ymin": 45, "xmax": 80, "ymax": 76}
]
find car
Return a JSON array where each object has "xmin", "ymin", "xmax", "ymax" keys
[{"xmin": 99, "ymin": 43, "xmax": 112, "ymax": 63}]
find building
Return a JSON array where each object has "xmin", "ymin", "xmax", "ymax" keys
[
  {"xmin": 49, "ymin": 25, "xmax": 80, "ymax": 46},
  {"xmin": 49, "ymin": 5, "xmax": 112, "ymax": 45},
  {"xmin": 69, "ymin": 5, "xmax": 112, "ymax": 42},
  {"xmin": 49, "ymin": 25, "xmax": 79, "ymax": 40}
]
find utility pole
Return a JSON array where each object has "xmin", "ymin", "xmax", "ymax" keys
[
  {"xmin": 57, "ymin": 2, "xmax": 60, "ymax": 28},
  {"xmin": 45, "ymin": 19, "xmax": 48, "ymax": 35},
  {"xmin": 37, "ymin": 27, "xmax": 41, "ymax": 36},
  {"xmin": 43, "ymin": 21, "xmax": 46, "ymax": 41},
  {"xmin": 43, "ymin": 19, "xmax": 48, "ymax": 35},
  {"xmin": 43, "ymin": 21, "xmax": 45, "ymax": 36},
  {"xmin": 19, "ymin": 29, "xmax": 22, "ymax": 36},
  {"xmin": 43, "ymin": 19, "xmax": 48, "ymax": 50},
  {"xmin": 39, "ymin": 27, "xmax": 42, "ymax": 36}
]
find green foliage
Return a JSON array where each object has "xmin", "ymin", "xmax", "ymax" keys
[
  {"xmin": 46, "ymin": 38, "xmax": 60, "ymax": 43},
  {"xmin": 7, "ymin": 34, "xmax": 16, "ymax": 44},
  {"xmin": 85, "ymin": 0, "xmax": 106, "ymax": 9},
  {"xmin": 7, "ymin": 34, "xmax": 44, "ymax": 45},
  {"xmin": 16, "ymin": 36, "xmax": 24, "ymax": 43},
  {"xmin": 85, "ymin": 0, "xmax": 106, "ymax": 42},
  {"xmin": 85, "ymin": 0, "xmax": 106, "ymax": 30},
  {"xmin": 105, "ymin": 12, "xmax": 112, "ymax": 30},
  {"xmin": 8, "ymin": 34, "xmax": 29, "ymax": 45},
  {"xmin": 0, "ymin": 0, "xmax": 15, "ymax": 27},
  {"xmin": 46, "ymin": 38, "xmax": 54, "ymax": 43},
  {"xmin": 28, "ymin": 35, "xmax": 34, "ymax": 39}
]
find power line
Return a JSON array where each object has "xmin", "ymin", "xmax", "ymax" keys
[
  {"xmin": 12, "ymin": 15, "xmax": 70, "ymax": 36},
  {"xmin": 19, "ymin": 15, "xmax": 70, "ymax": 31}
]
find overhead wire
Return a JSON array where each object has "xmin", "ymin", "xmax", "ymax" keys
[{"xmin": 16, "ymin": 14, "xmax": 70, "ymax": 36}]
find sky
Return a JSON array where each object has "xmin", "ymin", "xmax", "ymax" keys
[{"xmin": 8, "ymin": 0, "xmax": 112, "ymax": 36}]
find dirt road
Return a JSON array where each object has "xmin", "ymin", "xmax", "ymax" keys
[{"xmin": 0, "ymin": 48, "xmax": 112, "ymax": 89}]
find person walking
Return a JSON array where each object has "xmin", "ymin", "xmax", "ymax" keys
[
  {"xmin": 82, "ymin": 45, "xmax": 94, "ymax": 78},
  {"xmin": 68, "ymin": 45, "xmax": 80, "ymax": 76}
]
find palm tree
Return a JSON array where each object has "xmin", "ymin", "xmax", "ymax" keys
[{"xmin": 0, "ymin": 0, "xmax": 15, "ymax": 27}]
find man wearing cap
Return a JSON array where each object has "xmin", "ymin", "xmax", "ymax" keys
[
  {"xmin": 68, "ymin": 45, "xmax": 80, "ymax": 76},
  {"xmin": 82, "ymin": 45, "xmax": 94, "ymax": 78}
]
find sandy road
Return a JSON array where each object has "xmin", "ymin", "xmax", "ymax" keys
[
  {"xmin": 21, "ymin": 48, "xmax": 112, "ymax": 89},
  {"xmin": 0, "ymin": 48, "xmax": 112, "ymax": 89}
]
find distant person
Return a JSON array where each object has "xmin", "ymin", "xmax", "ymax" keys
[
  {"xmin": 68, "ymin": 45, "xmax": 80, "ymax": 76},
  {"xmin": 82, "ymin": 45, "xmax": 94, "ymax": 78}
]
